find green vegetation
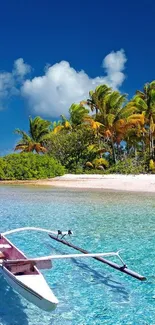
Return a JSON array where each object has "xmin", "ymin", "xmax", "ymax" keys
[
  {"xmin": 107, "ymin": 158, "xmax": 146, "ymax": 175},
  {"xmin": 45, "ymin": 127, "xmax": 95, "ymax": 172},
  {"xmin": 14, "ymin": 116, "xmax": 51, "ymax": 153},
  {"xmin": 0, "ymin": 153, "xmax": 65, "ymax": 180},
  {"xmin": 1, "ymin": 80, "xmax": 155, "ymax": 179}
]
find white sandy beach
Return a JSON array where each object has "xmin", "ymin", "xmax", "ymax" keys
[
  {"xmin": 37, "ymin": 174, "xmax": 155, "ymax": 192},
  {"xmin": 2, "ymin": 174, "xmax": 155, "ymax": 192}
]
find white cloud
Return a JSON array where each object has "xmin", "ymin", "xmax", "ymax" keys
[
  {"xmin": 0, "ymin": 50, "xmax": 127, "ymax": 115},
  {"xmin": 102, "ymin": 49, "xmax": 127, "ymax": 88},
  {"xmin": 22, "ymin": 49, "xmax": 127, "ymax": 117},
  {"xmin": 0, "ymin": 58, "xmax": 31, "ymax": 109},
  {"xmin": 13, "ymin": 58, "xmax": 31, "ymax": 77},
  {"xmin": 0, "ymin": 72, "xmax": 14, "ymax": 97},
  {"xmin": 103, "ymin": 49, "xmax": 127, "ymax": 73}
]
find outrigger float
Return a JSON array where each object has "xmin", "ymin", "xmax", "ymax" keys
[{"xmin": 0, "ymin": 227, "xmax": 146, "ymax": 312}]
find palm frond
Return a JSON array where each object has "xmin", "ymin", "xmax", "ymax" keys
[
  {"xmin": 134, "ymin": 97, "xmax": 148, "ymax": 110},
  {"xmin": 150, "ymin": 81, "xmax": 155, "ymax": 89},
  {"xmin": 34, "ymin": 144, "xmax": 47, "ymax": 153},
  {"xmin": 107, "ymin": 113, "xmax": 115, "ymax": 127},
  {"xmin": 119, "ymin": 105, "xmax": 138, "ymax": 118},
  {"xmin": 135, "ymin": 90, "xmax": 145, "ymax": 99}
]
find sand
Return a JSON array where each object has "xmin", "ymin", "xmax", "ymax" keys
[{"xmin": 1, "ymin": 174, "xmax": 155, "ymax": 192}]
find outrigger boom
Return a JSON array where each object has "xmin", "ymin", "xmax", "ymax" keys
[
  {"xmin": 0, "ymin": 227, "xmax": 146, "ymax": 312},
  {"xmin": 4, "ymin": 251, "xmax": 124, "ymax": 264},
  {"xmin": 48, "ymin": 233, "xmax": 146, "ymax": 282},
  {"xmin": 2, "ymin": 227, "xmax": 72, "ymax": 237}
]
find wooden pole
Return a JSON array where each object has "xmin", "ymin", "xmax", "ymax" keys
[{"xmin": 49, "ymin": 234, "xmax": 146, "ymax": 281}]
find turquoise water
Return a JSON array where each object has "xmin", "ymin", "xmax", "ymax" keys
[{"xmin": 0, "ymin": 185, "xmax": 154, "ymax": 325}]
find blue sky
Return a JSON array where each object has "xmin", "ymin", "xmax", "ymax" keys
[{"xmin": 0, "ymin": 0, "xmax": 155, "ymax": 154}]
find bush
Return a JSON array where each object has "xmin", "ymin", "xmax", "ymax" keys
[
  {"xmin": 92, "ymin": 158, "xmax": 109, "ymax": 169},
  {"xmin": 45, "ymin": 127, "xmax": 95, "ymax": 172},
  {"xmin": 107, "ymin": 158, "xmax": 146, "ymax": 174},
  {"xmin": 149, "ymin": 159, "xmax": 155, "ymax": 172},
  {"xmin": 0, "ymin": 159, "xmax": 7, "ymax": 179},
  {"xmin": 0, "ymin": 153, "xmax": 65, "ymax": 180}
]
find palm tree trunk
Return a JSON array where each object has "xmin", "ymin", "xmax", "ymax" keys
[
  {"xmin": 142, "ymin": 136, "xmax": 145, "ymax": 153},
  {"xmin": 111, "ymin": 138, "xmax": 116, "ymax": 164},
  {"xmin": 134, "ymin": 147, "xmax": 137, "ymax": 159},
  {"xmin": 126, "ymin": 139, "xmax": 130, "ymax": 157},
  {"xmin": 152, "ymin": 135, "xmax": 154, "ymax": 159},
  {"xmin": 149, "ymin": 129, "xmax": 153, "ymax": 159},
  {"xmin": 95, "ymin": 107, "xmax": 98, "ymax": 115}
]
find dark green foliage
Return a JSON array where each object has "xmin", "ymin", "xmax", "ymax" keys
[
  {"xmin": 0, "ymin": 159, "xmax": 8, "ymax": 179},
  {"xmin": 46, "ymin": 127, "xmax": 95, "ymax": 172},
  {"xmin": 69, "ymin": 103, "xmax": 89, "ymax": 126},
  {"xmin": 0, "ymin": 153, "xmax": 65, "ymax": 180},
  {"xmin": 107, "ymin": 158, "xmax": 146, "ymax": 174},
  {"xmin": 14, "ymin": 116, "xmax": 51, "ymax": 153}
]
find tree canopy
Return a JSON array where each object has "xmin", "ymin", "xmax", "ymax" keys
[{"xmin": 5, "ymin": 80, "xmax": 155, "ymax": 178}]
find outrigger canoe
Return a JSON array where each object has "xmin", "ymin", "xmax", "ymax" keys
[
  {"xmin": 0, "ymin": 227, "xmax": 146, "ymax": 311},
  {"xmin": 0, "ymin": 231, "xmax": 58, "ymax": 311}
]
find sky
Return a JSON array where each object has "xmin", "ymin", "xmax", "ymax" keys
[{"xmin": 0, "ymin": 0, "xmax": 155, "ymax": 154}]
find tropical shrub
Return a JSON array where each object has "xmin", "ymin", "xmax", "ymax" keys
[
  {"xmin": 0, "ymin": 153, "xmax": 65, "ymax": 180},
  {"xmin": 0, "ymin": 158, "xmax": 8, "ymax": 179},
  {"xmin": 92, "ymin": 158, "xmax": 109, "ymax": 169},
  {"xmin": 149, "ymin": 159, "xmax": 155, "ymax": 172},
  {"xmin": 107, "ymin": 158, "xmax": 146, "ymax": 174},
  {"xmin": 45, "ymin": 127, "xmax": 95, "ymax": 172}
]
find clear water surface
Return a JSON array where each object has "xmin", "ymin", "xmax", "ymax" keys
[{"xmin": 0, "ymin": 185, "xmax": 154, "ymax": 325}]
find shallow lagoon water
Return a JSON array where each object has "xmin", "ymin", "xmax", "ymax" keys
[{"xmin": 0, "ymin": 185, "xmax": 154, "ymax": 325}]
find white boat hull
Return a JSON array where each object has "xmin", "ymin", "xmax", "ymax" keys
[{"xmin": 0, "ymin": 266, "xmax": 58, "ymax": 311}]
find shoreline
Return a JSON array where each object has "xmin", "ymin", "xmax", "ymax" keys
[{"xmin": 1, "ymin": 174, "xmax": 155, "ymax": 193}]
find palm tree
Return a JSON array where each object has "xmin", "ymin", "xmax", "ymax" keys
[
  {"xmin": 94, "ymin": 91, "xmax": 127, "ymax": 163},
  {"xmin": 130, "ymin": 81, "xmax": 155, "ymax": 158},
  {"xmin": 95, "ymin": 91, "xmax": 145, "ymax": 163},
  {"xmin": 81, "ymin": 84, "xmax": 111, "ymax": 115},
  {"xmin": 14, "ymin": 116, "xmax": 51, "ymax": 153},
  {"xmin": 51, "ymin": 104, "xmax": 89, "ymax": 135},
  {"xmin": 51, "ymin": 115, "xmax": 72, "ymax": 134},
  {"xmin": 124, "ymin": 120, "xmax": 146, "ymax": 157},
  {"xmin": 69, "ymin": 103, "xmax": 89, "ymax": 126},
  {"xmin": 83, "ymin": 116, "xmax": 103, "ymax": 134}
]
